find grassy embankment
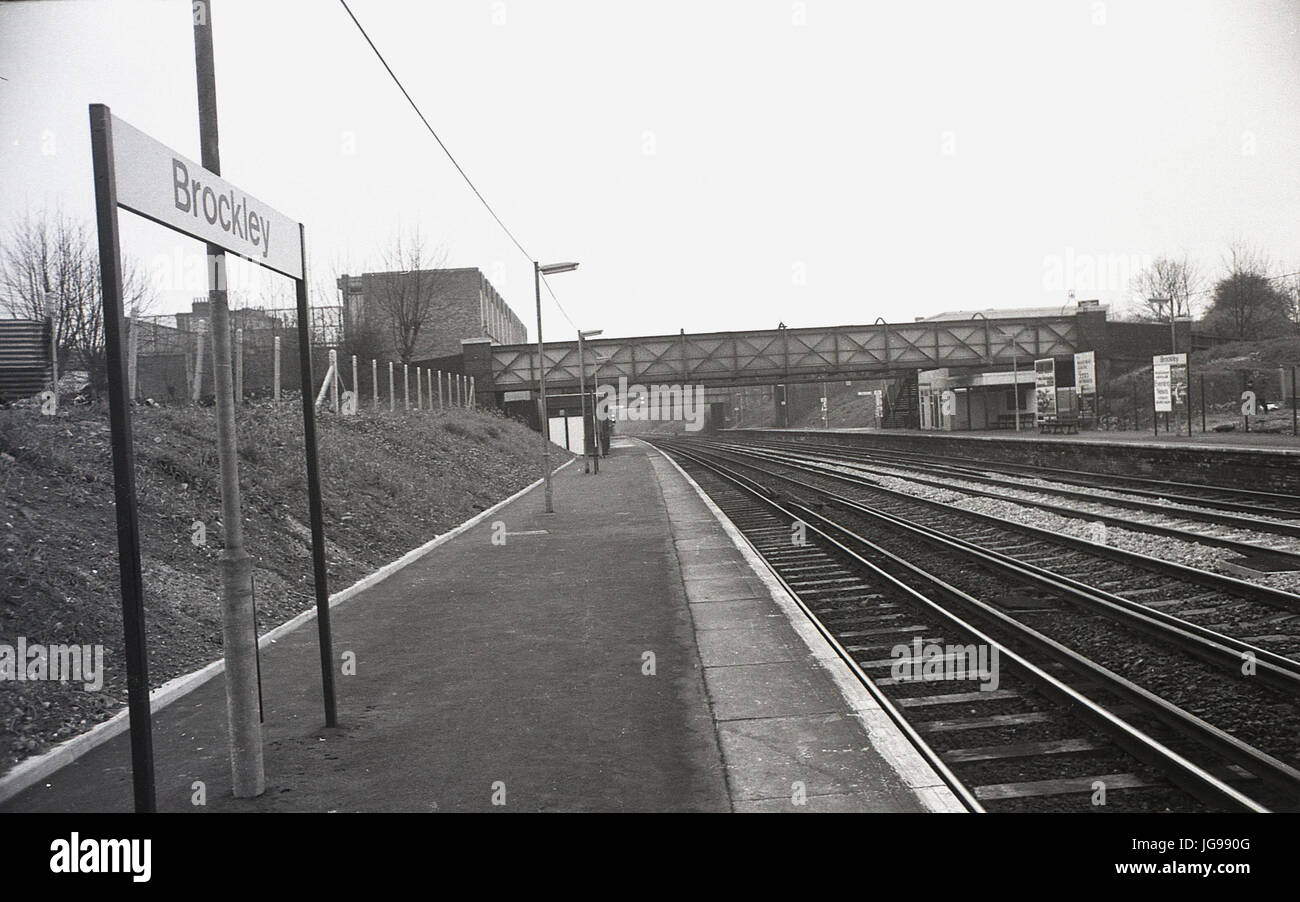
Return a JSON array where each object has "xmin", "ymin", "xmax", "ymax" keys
[{"xmin": 0, "ymin": 402, "xmax": 558, "ymax": 769}]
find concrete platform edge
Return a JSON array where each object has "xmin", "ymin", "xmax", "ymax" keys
[
  {"xmin": 0, "ymin": 459, "xmax": 575, "ymax": 806},
  {"xmin": 642, "ymin": 440, "xmax": 967, "ymax": 814}
]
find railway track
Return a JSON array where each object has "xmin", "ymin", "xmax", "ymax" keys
[
  {"xmin": 736, "ymin": 434, "xmax": 1300, "ymax": 520},
  {"xmin": 649, "ymin": 437, "xmax": 1300, "ymax": 813},
  {"xmin": 728, "ymin": 435, "xmax": 1300, "ymax": 550},
  {"xmin": 694, "ymin": 438, "xmax": 1300, "ymax": 658}
]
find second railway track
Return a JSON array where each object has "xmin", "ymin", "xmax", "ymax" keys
[{"xmin": 648, "ymin": 436, "xmax": 1300, "ymax": 813}]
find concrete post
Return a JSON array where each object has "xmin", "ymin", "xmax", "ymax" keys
[
  {"xmin": 126, "ymin": 311, "xmax": 138, "ymax": 401},
  {"xmin": 234, "ymin": 327, "xmax": 244, "ymax": 405},
  {"xmin": 192, "ymin": 329, "xmax": 205, "ymax": 404},
  {"xmin": 273, "ymin": 335, "xmax": 281, "ymax": 402},
  {"xmin": 329, "ymin": 349, "xmax": 339, "ymax": 414}
]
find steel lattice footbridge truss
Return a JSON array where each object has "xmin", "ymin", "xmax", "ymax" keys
[{"xmin": 479, "ymin": 314, "xmax": 1082, "ymax": 396}]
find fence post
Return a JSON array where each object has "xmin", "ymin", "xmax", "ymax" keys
[
  {"xmin": 1129, "ymin": 376, "xmax": 1137, "ymax": 432},
  {"xmin": 1200, "ymin": 374, "xmax": 1206, "ymax": 433},
  {"xmin": 273, "ymin": 336, "xmax": 281, "ymax": 403},
  {"xmin": 329, "ymin": 349, "xmax": 339, "ymax": 414},
  {"xmin": 372, "ymin": 359, "xmax": 379, "ymax": 408},
  {"xmin": 192, "ymin": 328, "xmax": 206, "ymax": 404},
  {"xmin": 1151, "ymin": 370, "xmax": 1158, "ymax": 438},
  {"xmin": 428, "ymin": 369, "xmax": 434, "ymax": 411},
  {"xmin": 126, "ymin": 311, "xmax": 138, "ymax": 402},
  {"xmin": 388, "ymin": 361, "xmax": 395, "ymax": 412},
  {"xmin": 437, "ymin": 370, "xmax": 443, "ymax": 409},
  {"xmin": 234, "ymin": 327, "xmax": 244, "ymax": 405},
  {"xmin": 352, "ymin": 355, "xmax": 358, "ymax": 409},
  {"xmin": 416, "ymin": 367, "xmax": 423, "ymax": 410},
  {"xmin": 470, "ymin": 376, "xmax": 475, "ymax": 409},
  {"xmin": 403, "ymin": 364, "xmax": 410, "ymax": 411}
]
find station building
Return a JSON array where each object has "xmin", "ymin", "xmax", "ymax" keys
[
  {"xmin": 911, "ymin": 300, "xmax": 1192, "ymax": 431},
  {"xmin": 337, "ymin": 267, "xmax": 527, "ymax": 362}
]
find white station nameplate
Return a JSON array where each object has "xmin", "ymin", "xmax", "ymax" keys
[{"xmin": 110, "ymin": 114, "xmax": 303, "ymax": 280}]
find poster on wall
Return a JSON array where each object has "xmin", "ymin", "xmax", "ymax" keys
[
  {"xmin": 1034, "ymin": 358, "xmax": 1057, "ymax": 419},
  {"xmin": 1074, "ymin": 350, "xmax": 1097, "ymax": 423},
  {"xmin": 1152, "ymin": 353, "xmax": 1185, "ymax": 414},
  {"xmin": 1074, "ymin": 351, "xmax": 1096, "ymax": 394}
]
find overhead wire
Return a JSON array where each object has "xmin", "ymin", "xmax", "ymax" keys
[{"xmin": 338, "ymin": 0, "xmax": 582, "ymax": 331}]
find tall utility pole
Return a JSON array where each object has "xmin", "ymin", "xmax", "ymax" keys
[
  {"xmin": 534, "ymin": 263, "xmax": 553, "ymax": 512},
  {"xmin": 532, "ymin": 261, "xmax": 579, "ymax": 511},
  {"xmin": 194, "ymin": 4, "xmax": 264, "ymax": 798}
]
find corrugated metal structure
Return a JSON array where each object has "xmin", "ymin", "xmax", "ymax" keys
[{"xmin": 0, "ymin": 319, "xmax": 52, "ymax": 401}]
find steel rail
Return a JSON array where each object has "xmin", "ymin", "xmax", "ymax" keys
[
  {"xmin": 738, "ymin": 437, "xmax": 1300, "ymax": 541},
  {"xmin": 654, "ymin": 448, "xmax": 986, "ymax": 813},
  {"xmin": 670, "ymin": 441, "xmax": 1300, "ymax": 693},
  {"xmin": 702, "ymin": 438, "xmax": 1300, "ymax": 616},
  {"xmin": 739, "ymin": 433, "xmax": 1300, "ymax": 516},
  {"xmin": 660, "ymin": 441, "xmax": 1276, "ymax": 813}
]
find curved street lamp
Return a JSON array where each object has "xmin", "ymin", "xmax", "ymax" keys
[{"xmin": 535, "ymin": 261, "xmax": 579, "ymax": 512}]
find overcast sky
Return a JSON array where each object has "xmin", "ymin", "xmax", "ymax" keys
[{"xmin": 2, "ymin": 0, "xmax": 1297, "ymax": 340}]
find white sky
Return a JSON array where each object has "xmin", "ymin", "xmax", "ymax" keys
[{"xmin": 2, "ymin": 0, "xmax": 1297, "ymax": 340}]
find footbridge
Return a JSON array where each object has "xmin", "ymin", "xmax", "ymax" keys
[{"xmin": 466, "ymin": 311, "xmax": 1091, "ymax": 400}]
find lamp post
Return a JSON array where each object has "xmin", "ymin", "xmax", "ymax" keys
[
  {"xmin": 590, "ymin": 352, "xmax": 608, "ymax": 473},
  {"xmin": 1150, "ymin": 297, "xmax": 1176, "ymax": 354},
  {"xmin": 578, "ymin": 329, "xmax": 603, "ymax": 473},
  {"xmin": 535, "ymin": 261, "xmax": 579, "ymax": 512}
]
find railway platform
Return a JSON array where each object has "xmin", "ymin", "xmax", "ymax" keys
[{"xmin": 1, "ymin": 439, "xmax": 958, "ymax": 813}]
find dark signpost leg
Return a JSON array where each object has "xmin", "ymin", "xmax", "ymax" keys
[
  {"xmin": 89, "ymin": 104, "xmax": 156, "ymax": 813},
  {"xmin": 294, "ymin": 225, "xmax": 337, "ymax": 727}
]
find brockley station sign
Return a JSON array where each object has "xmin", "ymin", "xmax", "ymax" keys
[
  {"xmin": 90, "ymin": 104, "xmax": 335, "ymax": 811},
  {"xmin": 109, "ymin": 114, "xmax": 303, "ymax": 279}
]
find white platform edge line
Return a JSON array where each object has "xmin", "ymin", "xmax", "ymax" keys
[
  {"xmin": 0, "ymin": 458, "xmax": 575, "ymax": 806},
  {"xmin": 642, "ymin": 441, "xmax": 967, "ymax": 814}
]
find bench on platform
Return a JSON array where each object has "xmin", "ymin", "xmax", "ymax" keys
[{"xmin": 1038, "ymin": 416, "xmax": 1079, "ymax": 434}]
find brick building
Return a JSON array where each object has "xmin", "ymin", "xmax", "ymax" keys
[{"xmin": 337, "ymin": 267, "xmax": 527, "ymax": 362}]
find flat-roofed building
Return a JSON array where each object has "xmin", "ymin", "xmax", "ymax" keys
[{"xmin": 337, "ymin": 267, "xmax": 527, "ymax": 362}]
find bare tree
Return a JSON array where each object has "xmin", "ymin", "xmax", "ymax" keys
[
  {"xmin": 1202, "ymin": 242, "xmax": 1292, "ymax": 340},
  {"xmin": 0, "ymin": 208, "xmax": 154, "ymax": 388},
  {"xmin": 1128, "ymin": 255, "xmax": 1203, "ymax": 322},
  {"xmin": 1281, "ymin": 266, "xmax": 1300, "ymax": 330},
  {"xmin": 364, "ymin": 228, "xmax": 448, "ymax": 364}
]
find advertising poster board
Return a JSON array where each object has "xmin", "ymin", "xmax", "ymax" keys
[{"xmin": 1034, "ymin": 358, "xmax": 1057, "ymax": 419}]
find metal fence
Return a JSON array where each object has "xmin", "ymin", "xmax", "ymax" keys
[
  {"xmin": 130, "ymin": 307, "xmax": 342, "ymax": 403},
  {"xmin": 1099, "ymin": 366, "xmax": 1298, "ymax": 433}
]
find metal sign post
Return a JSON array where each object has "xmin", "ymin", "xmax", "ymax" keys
[
  {"xmin": 89, "ymin": 107, "xmax": 155, "ymax": 814},
  {"xmin": 1153, "ymin": 353, "xmax": 1185, "ymax": 440},
  {"xmin": 89, "ymin": 104, "xmax": 338, "ymax": 807}
]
